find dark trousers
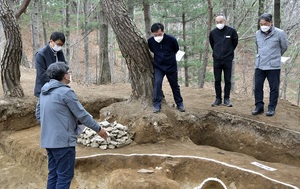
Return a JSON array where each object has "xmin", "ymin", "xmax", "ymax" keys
[
  {"xmin": 254, "ymin": 68, "xmax": 280, "ymax": 111},
  {"xmin": 213, "ymin": 60, "xmax": 232, "ymax": 100},
  {"xmin": 153, "ymin": 68, "xmax": 183, "ymax": 109},
  {"xmin": 46, "ymin": 147, "xmax": 75, "ymax": 189}
]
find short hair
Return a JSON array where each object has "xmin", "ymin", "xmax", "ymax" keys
[
  {"xmin": 50, "ymin": 32, "xmax": 66, "ymax": 43},
  {"xmin": 151, "ymin": 23, "xmax": 164, "ymax": 32},
  {"xmin": 260, "ymin": 13, "xmax": 272, "ymax": 22},
  {"xmin": 46, "ymin": 62, "xmax": 69, "ymax": 81}
]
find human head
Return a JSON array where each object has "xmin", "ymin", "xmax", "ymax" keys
[
  {"xmin": 259, "ymin": 13, "xmax": 272, "ymax": 32},
  {"xmin": 46, "ymin": 62, "xmax": 71, "ymax": 83},
  {"xmin": 215, "ymin": 15, "xmax": 226, "ymax": 30},
  {"xmin": 151, "ymin": 23, "xmax": 164, "ymax": 36},
  {"xmin": 49, "ymin": 32, "xmax": 65, "ymax": 51}
]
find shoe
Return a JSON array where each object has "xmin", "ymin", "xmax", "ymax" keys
[
  {"xmin": 266, "ymin": 110, "xmax": 275, "ymax": 116},
  {"xmin": 153, "ymin": 107, "xmax": 160, "ymax": 113},
  {"xmin": 224, "ymin": 99, "xmax": 233, "ymax": 107},
  {"xmin": 252, "ymin": 107, "xmax": 264, "ymax": 115},
  {"xmin": 211, "ymin": 99, "xmax": 222, "ymax": 107},
  {"xmin": 177, "ymin": 106, "xmax": 186, "ymax": 112}
]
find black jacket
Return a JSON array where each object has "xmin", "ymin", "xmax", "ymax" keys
[
  {"xmin": 148, "ymin": 33, "xmax": 179, "ymax": 73},
  {"xmin": 34, "ymin": 44, "xmax": 66, "ymax": 97},
  {"xmin": 209, "ymin": 25, "xmax": 238, "ymax": 61}
]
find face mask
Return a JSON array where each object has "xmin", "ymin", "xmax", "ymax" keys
[
  {"xmin": 216, "ymin": 24, "xmax": 225, "ymax": 30},
  {"xmin": 154, "ymin": 35, "xmax": 164, "ymax": 43},
  {"xmin": 260, "ymin": 26, "xmax": 270, "ymax": 32},
  {"xmin": 52, "ymin": 44, "xmax": 62, "ymax": 52}
]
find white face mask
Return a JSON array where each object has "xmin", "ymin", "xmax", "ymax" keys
[
  {"xmin": 52, "ymin": 45, "xmax": 62, "ymax": 52},
  {"xmin": 154, "ymin": 35, "xmax": 164, "ymax": 43},
  {"xmin": 260, "ymin": 25, "xmax": 270, "ymax": 32},
  {"xmin": 216, "ymin": 24, "xmax": 225, "ymax": 30}
]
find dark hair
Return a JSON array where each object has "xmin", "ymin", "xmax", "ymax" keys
[
  {"xmin": 151, "ymin": 23, "xmax": 164, "ymax": 33},
  {"xmin": 50, "ymin": 32, "xmax": 66, "ymax": 43},
  {"xmin": 260, "ymin": 13, "xmax": 272, "ymax": 22},
  {"xmin": 46, "ymin": 62, "xmax": 69, "ymax": 81}
]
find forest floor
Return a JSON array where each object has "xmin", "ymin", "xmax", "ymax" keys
[{"xmin": 0, "ymin": 67, "xmax": 299, "ymax": 189}]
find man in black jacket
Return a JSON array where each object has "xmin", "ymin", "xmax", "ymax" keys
[
  {"xmin": 34, "ymin": 32, "xmax": 66, "ymax": 97},
  {"xmin": 148, "ymin": 23, "xmax": 185, "ymax": 113},
  {"xmin": 209, "ymin": 15, "xmax": 238, "ymax": 107}
]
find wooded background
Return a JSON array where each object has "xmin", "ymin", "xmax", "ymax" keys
[{"xmin": 0, "ymin": 0, "xmax": 299, "ymax": 105}]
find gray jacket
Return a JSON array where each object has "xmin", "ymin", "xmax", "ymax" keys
[
  {"xmin": 36, "ymin": 79, "xmax": 101, "ymax": 148},
  {"xmin": 255, "ymin": 26, "xmax": 288, "ymax": 70}
]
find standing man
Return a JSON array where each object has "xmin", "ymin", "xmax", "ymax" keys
[
  {"xmin": 148, "ymin": 23, "xmax": 185, "ymax": 113},
  {"xmin": 36, "ymin": 62, "xmax": 108, "ymax": 188},
  {"xmin": 209, "ymin": 15, "xmax": 238, "ymax": 107},
  {"xmin": 252, "ymin": 13, "xmax": 288, "ymax": 116},
  {"xmin": 34, "ymin": 31, "xmax": 66, "ymax": 97}
]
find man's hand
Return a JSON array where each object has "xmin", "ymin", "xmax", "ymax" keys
[{"xmin": 98, "ymin": 128, "xmax": 108, "ymax": 139}]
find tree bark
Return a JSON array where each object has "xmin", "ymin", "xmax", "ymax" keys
[
  {"xmin": 83, "ymin": 0, "xmax": 90, "ymax": 83},
  {"xmin": 143, "ymin": 1, "xmax": 151, "ymax": 39},
  {"xmin": 15, "ymin": 0, "xmax": 31, "ymax": 19},
  {"xmin": 199, "ymin": 0, "xmax": 212, "ymax": 88},
  {"xmin": 258, "ymin": 0, "xmax": 265, "ymax": 29},
  {"xmin": 65, "ymin": 0, "xmax": 71, "ymax": 63},
  {"xmin": 101, "ymin": 0, "xmax": 153, "ymax": 102},
  {"xmin": 31, "ymin": 0, "xmax": 39, "ymax": 68},
  {"xmin": 182, "ymin": 12, "xmax": 189, "ymax": 87},
  {"xmin": 97, "ymin": 3, "xmax": 111, "ymax": 84},
  {"xmin": 274, "ymin": 0, "xmax": 280, "ymax": 28},
  {"xmin": 0, "ymin": 0, "xmax": 24, "ymax": 97}
]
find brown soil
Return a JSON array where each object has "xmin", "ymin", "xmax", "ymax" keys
[{"xmin": 0, "ymin": 67, "xmax": 299, "ymax": 189}]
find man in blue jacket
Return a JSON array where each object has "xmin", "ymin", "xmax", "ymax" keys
[
  {"xmin": 36, "ymin": 62, "xmax": 108, "ymax": 188},
  {"xmin": 34, "ymin": 32, "xmax": 66, "ymax": 97},
  {"xmin": 209, "ymin": 15, "xmax": 238, "ymax": 107},
  {"xmin": 252, "ymin": 13, "xmax": 288, "ymax": 116},
  {"xmin": 148, "ymin": 23, "xmax": 185, "ymax": 113}
]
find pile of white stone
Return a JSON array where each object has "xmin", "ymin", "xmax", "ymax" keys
[{"xmin": 77, "ymin": 121, "xmax": 133, "ymax": 150}]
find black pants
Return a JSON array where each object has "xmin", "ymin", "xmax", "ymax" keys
[
  {"xmin": 153, "ymin": 68, "xmax": 183, "ymax": 109},
  {"xmin": 254, "ymin": 68, "xmax": 280, "ymax": 111},
  {"xmin": 213, "ymin": 60, "xmax": 232, "ymax": 100}
]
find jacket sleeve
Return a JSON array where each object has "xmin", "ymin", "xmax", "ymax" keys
[
  {"xmin": 280, "ymin": 30, "xmax": 288, "ymax": 55},
  {"xmin": 209, "ymin": 31, "xmax": 214, "ymax": 50},
  {"xmin": 173, "ymin": 37, "xmax": 179, "ymax": 53},
  {"xmin": 63, "ymin": 90, "xmax": 101, "ymax": 133},
  {"xmin": 35, "ymin": 53, "xmax": 50, "ymax": 84},
  {"xmin": 232, "ymin": 29, "xmax": 239, "ymax": 50}
]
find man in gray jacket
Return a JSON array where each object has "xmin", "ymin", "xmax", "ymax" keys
[
  {"xmin": 252, "ymin": 13, "xmax": 288, "ymax": 116},
  {"xmin": 36, "ymin": 62, "xmax": 108, "ymax": 188}
]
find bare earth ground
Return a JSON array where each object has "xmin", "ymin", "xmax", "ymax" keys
[{"xmin": 0, "ymin": 67, "xmax": 299, "ymax": 189}]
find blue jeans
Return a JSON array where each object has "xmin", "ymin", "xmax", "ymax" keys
[{"xmin": 46, "ymin": 147, "xmax": 76, "ymax": 189}]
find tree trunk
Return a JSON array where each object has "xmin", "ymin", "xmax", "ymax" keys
[
  {"xmin": 31, "ymin": 0, "xmax": 39, "ymax": 68},
  {"xmin": 274, "ymin": 0, "xmax": 280, "ymax": 28},
  {"xmin": 65, "ymin": 0, "xmax": 71, "ymax": 63},
  {"xmin": 97, "ymin": 4, "xmax": 111, "ymax": 84},
  {"xmin": 182, "ymin": 13, "xmax": 189, "ymax": 87},
  {"xmin": 230, "ymin": 0, "xmax": 237, "ymax": 92},
  {"xmin": 15, "ymin": 0, "xmax": 31, "ymax": 19},
  {"xmin": 40, "ymin": 0, "xmax": 47, "ymax": 45},
  {"xmin": 109, "ymin": 26, "xmax": 115, "ymax": 82},
  {"xmin": 83, "ymin": 0, "xmax": 90, "ymax": 84},
  {"xmin": 143, "ymin": 1, "xmax": 151, "ymax": 39},
  {"xmin": 126, "ymin": 0, "xmax": 135, "ymax": 20},
  {"xmin": 199, "ymin": 0, "xmax": 212, "ymax": 88},
  {"xmin": 101, "ymin": 0, "xmax": 153, "ymax": 102},
  {"xmin": 74, "ymin": 0, "xmax": 80, "ymax": 80},
  {"xmin": 258, "ymin": 0, "xmax": 265, "ymax": 29},
  {"xmin": 0, "ymin": 0, "xmax": 24, "ymax": 97}
]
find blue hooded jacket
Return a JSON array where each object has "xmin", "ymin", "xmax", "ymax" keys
[{"xmin": 36, "ymin": 79, "xmax": 101, "ymax": 148}]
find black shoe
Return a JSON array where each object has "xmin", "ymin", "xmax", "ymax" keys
[
  {"xmin": 224, "ymin": 99, "xmax": 233, "ymax": 107},
  {"xmin": 252, "ymin": 108, "xmax": 264, "ymax": 115},
  {"xmin": 153, "ymin": 107, "xmax": 160, "ymax": 113},
  {"xmin": 266, "ymin": 110, "xmax": 275, "ymax": 116},
  {"xmin": 211, "ymin": 99, "xmax": 222, "ymax": 107},
  {"xmin": 177, "ymin": 106, "xmax": 186, "ymax": 112}
]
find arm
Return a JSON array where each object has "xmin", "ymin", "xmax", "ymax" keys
[
  {"xmin": 35, "ymin": 53, "xmax": 50, "ymax": 84},
  {"xmin": 232, "ymin": 29, "xmax": 239, "ymax": 50},
  {"xmin": 209, "ymin": 31, "xmax": 214, "ymax": 50},
  {"xmin": 173, "ymin": 37, "xmax": 180, "ymax": 53},
  {"xmin": 35, "ymin": 98, "xmax": 41, "ymax": 122},
  {"xmin": 280, "ymin": 30, "xmax": 288, "ymax": 55}
]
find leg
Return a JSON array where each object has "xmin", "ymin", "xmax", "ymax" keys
[
  {"xmin": 213, "ymin": 62, "xmax": 222, "ymax": 100},
  {"xmin": 223, "ymin": 60, "xmax": 232, "ymax": 100},
  {"xmin": 166, "ymin": 70, "xmax": 184, "ymax": 108},
  {"xmin": 266, "ymin": 69, "xmax": 281, "ymax": 111},
  {"xmin": 46, "ymin": 149, "xmax": 58, "ymax": 189},
  {"xmin": 153, "ymin": 68, "xmax": 165, "ymax": 110},
  {"xmin": 254, "ymin": 68, "xmax": 266, "ymax": 110},
  {"xmin": 50, "ymin": 147, "xmax": 76, "ymax": 189}
]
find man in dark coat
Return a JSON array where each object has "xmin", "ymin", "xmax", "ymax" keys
[
  {"xmin": 209, "ymin": 15, "xmax": 238, "ymax": 107},
  {"xmin": 148, "ymin": 23, "xmax": 185, "ymax": 113},
  {"xmin": 34, "ymin": 32, "xmax": 66, "ymax": 97}
]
